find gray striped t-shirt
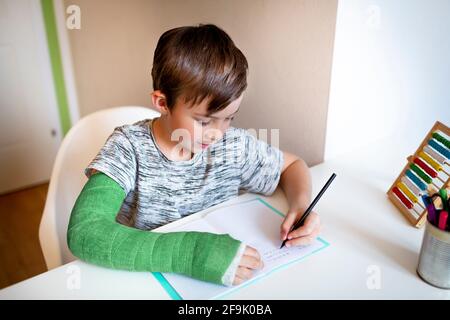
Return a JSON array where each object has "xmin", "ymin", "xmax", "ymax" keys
[{"xmin": 85, "ymin": 118, "xmax": 284, "ymax": 231}]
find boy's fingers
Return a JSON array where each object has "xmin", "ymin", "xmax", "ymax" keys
[
  {"xmin": 280, "ymin": 211, "xmax": 297, "ymax": 240},
  {"xmin": 286, "ymin": 226, "xmax": 321, "ymax": 247},
  {"xmin": 288, "ymin": 212, "xmax": 320, "ymax": 239},
  {"xmin": 235, "ymin": 266, "xmax": 253, "ymax": 280},
  {"xmin": 239, "ymin": 255, "xmax": 263, "ymax": 270},
  {"xmin": 288, "ymin": 224, "xmax": 313, "ymax": 239},
  {"xmin": 232, "ymin": 275, "xmax": 244, "ymax": 286},
  {"xmin": 287, "ymin": 235, "xmax": 313, "ymax": 247},
  {"xmin": 243, "ymin": 246, "xmax": 261, "ymax": 260}
]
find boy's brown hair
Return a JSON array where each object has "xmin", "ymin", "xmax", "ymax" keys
[{"xmin": 151, "ymin": 24, "xmax": 248, "ymax": 114}]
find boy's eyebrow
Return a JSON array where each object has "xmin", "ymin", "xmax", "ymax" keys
[{"xmin": 194, "ymin": 108, "xmax": 240, "ymax": 119}]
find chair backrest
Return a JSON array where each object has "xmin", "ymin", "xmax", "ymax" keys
[{"xmin": 39, "ymin": 106, "xmax": 160, "ymax": 270}]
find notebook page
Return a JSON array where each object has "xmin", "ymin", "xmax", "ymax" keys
[
  {"xmin": 158, "ymin": 199, "xmax": 328, "ymax": 300},
  {"xmin": 204, "ymin": 199, "xmax": 326, "ymax": 273}
]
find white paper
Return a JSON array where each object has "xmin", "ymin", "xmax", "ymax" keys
[{"xmin": 159, "ymin": 198, "xmax": 328, "ymax": 300}]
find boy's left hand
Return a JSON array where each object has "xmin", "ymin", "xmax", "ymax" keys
[{"xmin": 280, "ymin": 209, "xmax": 321, "ymax": 247}]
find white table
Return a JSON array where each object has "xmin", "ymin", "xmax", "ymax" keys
[{"xmin": 1, "ymin": 138, "xmax": 449, "ymax": 299}]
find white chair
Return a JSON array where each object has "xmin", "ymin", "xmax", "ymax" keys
[{"xmin": 39, "ymin": 106, "xmax": 160, "ymax": 270}]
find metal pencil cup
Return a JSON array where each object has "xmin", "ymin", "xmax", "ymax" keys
[{"xmin": 417, "ymin": 220, "xmax": 450, "ymax": 289}]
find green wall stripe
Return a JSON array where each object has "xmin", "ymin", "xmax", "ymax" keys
[{"xmin": 41, "ymin": 0, "xmax": 71, "ymax": 136}]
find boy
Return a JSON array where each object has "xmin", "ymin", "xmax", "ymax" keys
[{"xmin": 67, "ymin": 24, "xmax": 320, "ymax": 287}]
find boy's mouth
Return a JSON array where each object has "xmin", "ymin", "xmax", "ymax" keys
[{"xmin": 197, "ymin": 141, "xmax": 212, "ymax": 149}]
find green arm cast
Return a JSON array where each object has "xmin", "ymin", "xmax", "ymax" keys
[{"xmin": 67, "ymin": 172, "xmax": 242, "ymax": 285}]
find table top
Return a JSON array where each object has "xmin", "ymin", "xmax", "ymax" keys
[{"xmin": 1, "ymin": 138, "xmax": 449, "ymax": 299}]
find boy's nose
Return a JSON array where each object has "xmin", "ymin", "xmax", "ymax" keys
[{"xmin": 204, "ymin": 128, "xmax": 223, "ymax": 143}]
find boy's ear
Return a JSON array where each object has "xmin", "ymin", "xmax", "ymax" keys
[{"xmin": 151, "ymin": 90, "xmax": 169, "ymax": 115}]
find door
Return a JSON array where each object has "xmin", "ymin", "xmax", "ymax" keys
[{"xmin": 0, "ymin": 0, "xmax": 62, "ymax": 194}]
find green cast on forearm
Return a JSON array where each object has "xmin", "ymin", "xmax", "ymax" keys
[{"xmin": 67, "ymin": 172, "xmax": 241, "ymax": 285}]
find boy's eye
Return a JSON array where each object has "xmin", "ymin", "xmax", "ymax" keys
[
  {"xmin": 197, "ymin": 120, "xmax": 211, "ymax": 126},
  {"xmin": 196, "ymin": 117, "xmax": 234, "ymax": 126}
]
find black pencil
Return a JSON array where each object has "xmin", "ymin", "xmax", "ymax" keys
[{"xmin": 280, "ymin": 173, "xmax": 337, "ymax": 249}]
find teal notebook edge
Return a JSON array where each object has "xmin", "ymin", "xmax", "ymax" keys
[{"xmin": 152, "ymin": 197, "xmax": 330, "ymax": 300}]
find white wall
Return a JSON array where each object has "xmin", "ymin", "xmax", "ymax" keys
[
  {"xmin": 325, "ymin": 0, "xmax": 450, "ymax": 160},
  {"xmin": 67, "ymin": 0, "xmax": 338, "ymax": 166}
]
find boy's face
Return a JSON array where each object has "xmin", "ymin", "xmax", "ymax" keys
[{"xmin": 152, "ymin": 91, "xmax": 243, "ymax": 154}]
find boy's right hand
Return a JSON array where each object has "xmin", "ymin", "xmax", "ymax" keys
[{"xmin": 233, "ymin": 246, "xmax": 264, "ymax": 285}]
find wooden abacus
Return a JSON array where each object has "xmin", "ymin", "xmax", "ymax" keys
[{"xmin": 387, "ymin": 121, "xmax": 450, "ymax": 228}]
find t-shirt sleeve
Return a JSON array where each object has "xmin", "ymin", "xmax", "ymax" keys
[
  {"xmin": 238, "ymin": 130, "xmax": 284, "ymax": 196},
  {"xmin": 84, "ymin": 127, "xmax": 136, "ymax": 195}
]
